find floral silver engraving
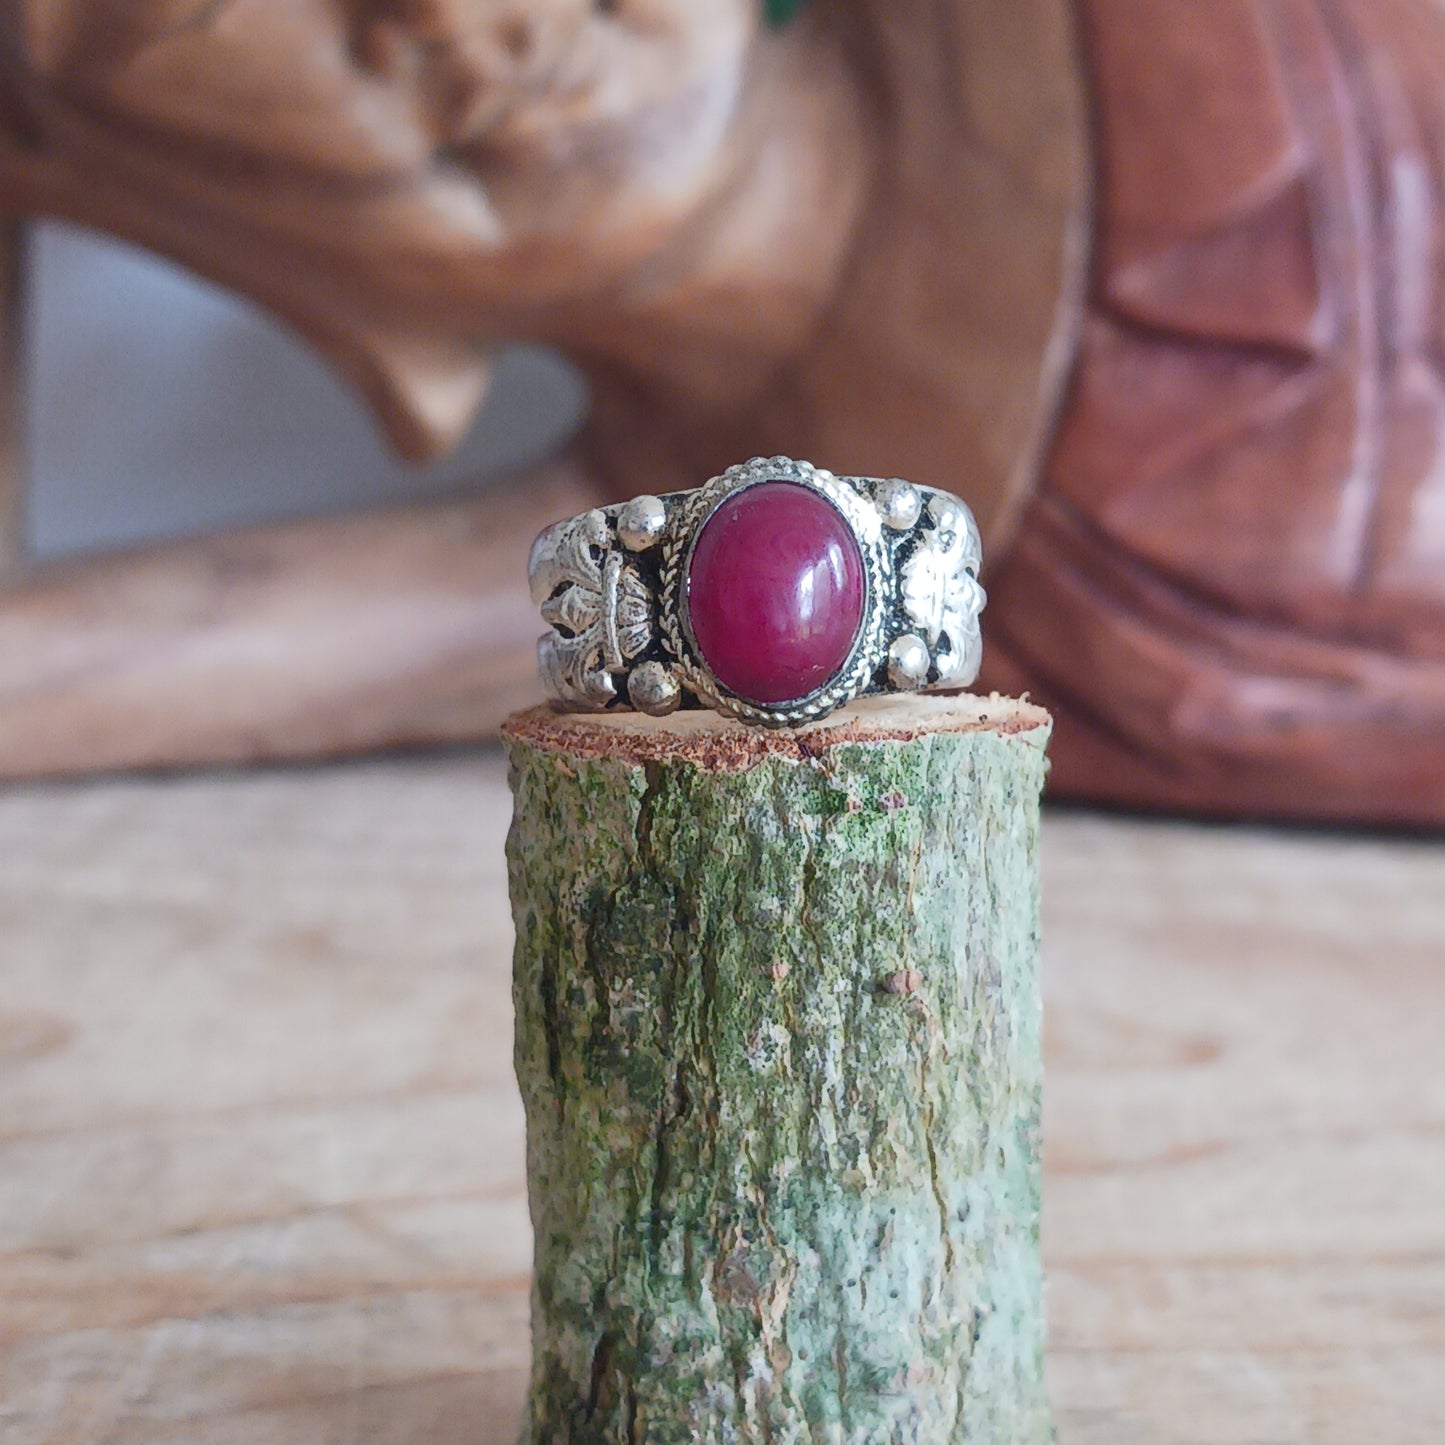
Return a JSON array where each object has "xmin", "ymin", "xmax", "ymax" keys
[
  {"xmin": 530, "ymin": 510, "xmax": 653, "ymax": 708},
  {"xmin": 901, "ymin": 499, "xmax": 985, "ymax": 685}
]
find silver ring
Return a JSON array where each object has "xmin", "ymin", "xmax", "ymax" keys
[{"xmin": 528, "ymin": 455, "xmax": 985, "ymax": 727}]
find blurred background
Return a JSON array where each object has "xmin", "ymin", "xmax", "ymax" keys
[{"xmin": 25, "ymin": 221, "xmax": 584, "ymax": 558}]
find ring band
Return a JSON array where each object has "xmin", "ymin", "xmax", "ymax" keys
[{"xmin": 528, "ymin": 455, "xmax": 985, "ymax": 727}]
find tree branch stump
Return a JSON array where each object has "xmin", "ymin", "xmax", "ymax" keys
[{"xmin": 503, "ymin": 693, "xmax": 1053, "ymax": 1444}]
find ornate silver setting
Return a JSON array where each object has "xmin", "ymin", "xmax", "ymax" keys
[
  {"xmin": 529, "ymin": 510, "xmax": 654, "ymax": 708},
  {"xmin": 659, "ymin": 457, "xmax": 891, "ymax": 725},
  {"xmin": 528, "ymin": 456, "xmax": 986, "ymax": 727},
  {"xmin": 900, "ymin": 493, "xmax": 985, "ymax": 688}
]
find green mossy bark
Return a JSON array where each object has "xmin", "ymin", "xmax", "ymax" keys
[{"xmin": 505, "ymin": 708, "xmax": 1052, "ymax": 1444}]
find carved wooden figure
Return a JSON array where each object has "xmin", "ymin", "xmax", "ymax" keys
[{"xmin": 1, "ymin": 0, "xmax": 1443, "ymax": 823}]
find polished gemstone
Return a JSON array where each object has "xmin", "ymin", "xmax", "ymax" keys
[{"xmin": 686, "ymin": 480, "xmax": 865, "ymax": 705}]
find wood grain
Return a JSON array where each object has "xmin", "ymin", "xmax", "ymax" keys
[
  {"xmin": 0, "ymin": 461, "xmax": 603, "ymax": 779},
  {"xmin": 983, "ymin": 0, "xmax": 1445, "ymax": 823},
  {"xmin": 7, "ymin": 0, "xmax": 1445, "ymax": 824},
  {"xmin": 0, "ymin": 755, "xmax": 1440, "ymax": 1442},
  {"xmin": 0, "ymin": 0, "xmax": 1090, "ymax": 784}
]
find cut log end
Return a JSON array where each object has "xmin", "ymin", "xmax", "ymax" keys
[{"xmin": 502, "ymin": 691, "xmax": 1051, "ymax": 772}]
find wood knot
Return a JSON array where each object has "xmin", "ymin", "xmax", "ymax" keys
[{"xmin": 881, "ymin": 968, "xmax": 923, "ymax": 996}]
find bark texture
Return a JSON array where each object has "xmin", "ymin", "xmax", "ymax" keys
[{"xmin": 504, "ymin": 695, "xmax": 1053, "ymax": 1444}]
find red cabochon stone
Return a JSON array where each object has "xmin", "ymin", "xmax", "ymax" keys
[{"xmin": 686, "ymin": 480, "xmax": 865, "ymax": 706}]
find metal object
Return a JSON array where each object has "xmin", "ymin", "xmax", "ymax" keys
[{"xmin": 529, "ymin": 456, "xmax": 986, "ymax": 725}]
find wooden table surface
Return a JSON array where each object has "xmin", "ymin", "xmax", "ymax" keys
[{"xmin": 0, "ymin": 752, "xmax": 1441, "ymax": 1444}]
